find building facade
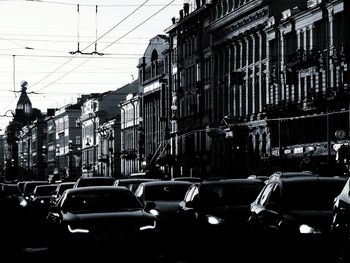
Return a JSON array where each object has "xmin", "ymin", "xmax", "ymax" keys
[
  {"xmin": 165, "ymin": 0, "xmax": 350, "ymax": 177},
  {"xmin": 120, "ymin": 93, "xmax": 141, "ymax": 176},
  {"xmin": 137, "ymin": 35, "xmax": 171, "ymax": 177}
]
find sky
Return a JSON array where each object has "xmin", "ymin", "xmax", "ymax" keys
[{"xmin": 0, "ymin": 0, "xmax": 192, "ymax": 134}]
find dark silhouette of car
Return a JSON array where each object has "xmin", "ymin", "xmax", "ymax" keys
[
  {"xmin": 249, "ymin": 176, "xmax": 347, "ymax": 262},
  {"xmin": 134, "ymin": 181, "xmax": 192, "ymax": 229},
  {"xmin": 19, "ymin": 181, "xmax": 49, "ymax": 208},
  {"xmin": 266, "ymin": 170, "xmax": 317, "ymax": 183},
  {"xmin": 172, "ymin": 176, "xmax": 203, "ymax": 183},
  {"xmin": 331, "ymin": 177, "xmax": 350, "ymax": 262},
  {"xmin": 176, "ymin": 178, "xmax": 264, "ymax": 261},
  {"xmin": 50, "ymin": 182, "xmax": 75, "ymax": 205},
  {"xmin": 46, "ymin": 186, "xmax": 157, "ymax": 259},
  {"xmin": 114, "ymin": 178, "xmax": 158, "ymax": 193},
  {"xmin": 73, "ymin": 176, "xmax": 116, "ymax": 188},
  {"xmin": 31, "ymin": 184, "xmax": 58, "ymax": 208}
]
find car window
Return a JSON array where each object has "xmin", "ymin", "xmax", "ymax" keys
[
  {"xmin": 190, "ymin": 187, "xmax": 199, "ymax": 202},
  {"xmin": 258, "ymin": 183, "xmax": 274, "ymax": 206},
  {"xmin": 200, "ymin": 183, "xmax": 262, "ymax": 207},
  {"xmin": 62, "ymin": 190, "xmax": 142, "ymax": 213},
  {"xmin": 134, "ymin": 184, "xmax": 144, "ymax": 198},
  {"xmin": 144, "ymin": 184, "xmax": 190, "ymax": 201},
  {"xmin": 184, "ymin": 186, "xmax": 195, "ymax": 202},
  {"xmin": 265, "ymin": 183, "xmax": 281, "ymax": 207},
  {"xmin": 282, "ymin": 180, "xmax": 345, "ymax": 211}
]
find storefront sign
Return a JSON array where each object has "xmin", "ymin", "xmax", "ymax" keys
[{"xmin": 294, "ymin": 147, "xmax": 304, "ymax": 154}]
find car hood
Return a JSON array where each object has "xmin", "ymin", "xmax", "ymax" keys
[
  {"xmin": 63, "ymin": 209, "xmax": 155, "ymax": 224},
  {"xmin": 201, "ymin": 205, "xmax": 251, "ymax": 224},
  {"xmin": 151, "ymin": 201, "xmax": 181, "ymax": 214},
  {"xmin": 284, "ymin": 210, "xmax": 333, "ymax": 232}
]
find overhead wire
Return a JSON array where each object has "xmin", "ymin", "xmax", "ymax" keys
[
  {"xmin": 33, "ymin": 0, "xmax": 176, "ymax": 93},
  {"xmin": 30, "ymin": 0, "xmax": 150, "ymax": 91}
]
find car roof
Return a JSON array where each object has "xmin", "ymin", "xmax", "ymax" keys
[
  {"xmin": 199, "ymin": 178, "xmax": 264, "ymax": 186},
  {"xmin": 65, "ymin": 186, "xmax": 127, "ymax": 194},
  {"xmin": 139, "ymin": 180, "xmax": 193, "ymax": 187},
  {"xmin": 269, "ymin": 175, "xmax": 346, "ymax": 184}
]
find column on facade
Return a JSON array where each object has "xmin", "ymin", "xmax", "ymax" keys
[
  {"xmin": 328, "ymin": 9, "xmax": 334, "ymax": 89},
  {"xmin": 297, "ymin": 29, "xmax": 302, "ymax": 103},
  {"xmin": 232, "ymin": 42, "xmax": 237, "ymax": 118},
  {"xmin": 280, "ymin": 29, "xmax": 286, "ymax": 101},
  {"xmin": 266, "ymin": 37, "xmax": 270, "ymax": 106},
  {"xmin": 251, "ymin": 33, "xmax": 256, "ymax": 115},
  {"xmin": 245, "ymin": 37, "xmax": 249, "ymax": 116},
  {"xmin": 238, "ymin": 40, "xmax": 243, "ymax": 117},
  {"xmin": 222, "ymin": 45, "xmax": 227, "ymax": 117},
  {"xmin": 227, "ymin": 43, "xmax": 232, "ymax": 116},
  {"xmin": 257, "ymin": 31, "xmax": 263, "ymax": 113}
]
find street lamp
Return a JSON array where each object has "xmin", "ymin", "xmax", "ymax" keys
[
  {"xmin": 108, "ymin": 135, "xmax": 114, "ymax": 177},
  {"xmin": 56, "ymin": 144, "xmax": 60, "ymax": 181},
  {"xmin": 85, "ymin": 138, "xmax": 91, "ymax": 176},
  {"xmin": 68, "ymin": 140, "xmax": 73, "ymax": 180}
]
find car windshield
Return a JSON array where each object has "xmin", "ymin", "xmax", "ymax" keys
[
  {"xmin": 145, "ymin": 184, "xmax": 189, "ymax": 201},
  {"xmin": 76, "ymin": 178, "xmax": 116, "ymax": 187},
  {"xmin": 283, "ymin": 180, "xmax": 346, "ymax": 211},
  {"xmin": 34, "ymin": 185, "xmax": 57, "ymax": 196},
  {"xmin": 200, "ymin": 183, "xmax": 263, "ymax": 207},
  {"xmin": 62, "ymin": 190, "xmax": 142, "ymax": 213},
  {"xmin": 58, "ymin": 183, "xmax": 75, "ymax": 194}
]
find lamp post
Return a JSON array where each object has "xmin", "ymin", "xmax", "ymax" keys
[
  {"xmin": 86, "ymin": 138, "xmax": 91, "ymax": 176},
  {"xmin": 56, "ymin": 144, "xmax": 60, "ymax": 181},
  {"xmin": 108, "ymin": 135, "xmax": 114, "ymax": 177},
  {"xmin": 68, "ymin": 140, "xmax": 73, "ymax": 180}
]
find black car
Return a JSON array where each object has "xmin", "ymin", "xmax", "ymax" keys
[
  {"xmin": 178, "ymin": 179, "xmax": 264, "ymax": 231},
  {"xmin": 46, "ymin": 186, "xmax": 157, "ymax": 259},
  {"xmin": 249, "ymin": 176, "xmax": 347, "ymax": 262},
  {"xmin": 73, "ymin": 176, "xmax": 116, "ymax": 188},
  {"xmin": 114, "ymin": 178, "xmax": 158, "ymax": 193},
  {"xmin": 331, "ymin": 177, "xmax": 350, "ymax": 262},
  {"xmin": 134, "ymin": 181, "xmax": 192, "ymax": 230},
  {"xmin": 50, "ymin": 182, "xmax": 75, "ymax": 206},
  {"xmin": 177, "ymin": 179, "xmax": 264, "ymax": 260}
]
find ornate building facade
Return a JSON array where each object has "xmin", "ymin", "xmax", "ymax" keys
[{"xmin": 167, "ymin": 0, "xmax": 350, "ymax": 177}]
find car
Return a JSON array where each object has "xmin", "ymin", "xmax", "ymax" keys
[
  {"xmin": 19, "ymin": 181, "xmax": 50, "ymax": 208},
  {"xmin": 172, "ymin": 176, "xmax": 203, "ymax": 183},
  {"xmin": 114, "ymin": 178, "xmax": 158, "ymax": 193},
  {"xmin": 331, "ymin": 177, "xmax": 350, "ymax": 262},
  {"xmin": 46, "ymin": 186, "xmax": 157, "ymax": 259},
  {"xmin": 50, "ymin": 182, "xmax": 75, "ymax": 205},
  {"xmin": 73, "ymin": 176, "xmax": 116, "ymax": 188},
  {"xmin": 266, "ymin": 170, "xmax": 317, "ymax": 183},
  {"xmin": 177, "ymin": 178, "xmax": 264, "ymax": 261},
  {"xmin": 134, "ymin": 181, "xmax": 192, "ymax": 230},
  {"xmin": 31, "ymin": 184, "xmax": 58, "ymax": 209},
  {"xmin": 248, "ymin": 176, "xmax": 347, "ymax": 262}
]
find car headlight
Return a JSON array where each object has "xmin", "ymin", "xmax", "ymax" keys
[
  {"xmin": 140, "ymin": 221, "xmax": 156, "ymax": 231},
  {"xmin": 149, "ymin": 209, "xmax": 159, "ymax": 216},
  {"xmin": 19, "ymin": 199, "xmax": 28, "ymax": 207},
  {"xmin": 207, "ymin": 215, "xmax": 224, "ymax": 225},
  {"xmin": 67, "ymin": 225, "xmax": 89, "ymax": 234},
  {"xmin": 299, "ymin": 224, "xmax": 321, "ymax": 234}
]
